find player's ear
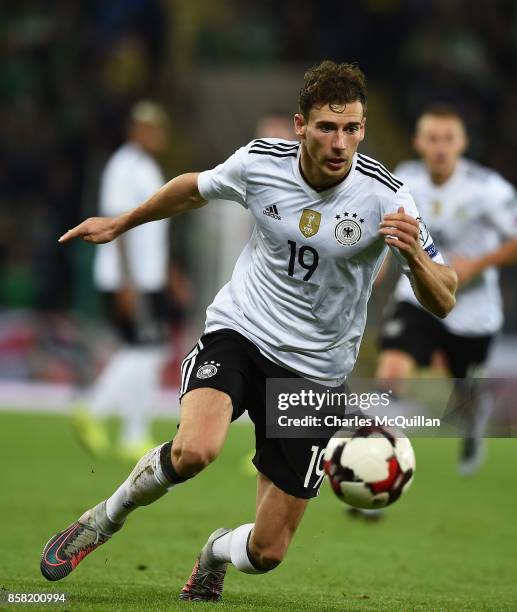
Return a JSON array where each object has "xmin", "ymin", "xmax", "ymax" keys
[
  {"xmin": 294, "ymin": 113, "xmax": 306, "ymax": 139},
  {"xmin": 359, "ymin": 117, "xmax": 366, "ymax": 142}
]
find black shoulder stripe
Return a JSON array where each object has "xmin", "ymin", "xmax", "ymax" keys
[
  {"xmin": 356, "ymin": 166, "xmax": 398, "ymax": 193},
  {"xmin": 358, "ymin": 155, "xmax": 402, "ymax": 187},
  {"xmin": 358, "ymin": 153, "xmax": 401, "ymax": 178},
  {"xmin": 253, "ymin": 139, "xmax": 299, "ymax": 150},
  {"xmin": 249, "ymin": 149, "xmax": 298, "ymax": 158},
  {"xmin": 357, "ymin": 158, "xmax": 402, "ymax": 190},
  {"xmin": 249, "ymin": 144, "xmax": 299, "ymax": 155},
  {"xmin": 358, "ymin": 155, "xmax": 402, "ymax": 188},
  {"xmin": 250, "ymin": 142, "xmax": 298, "ymax": 152},
  {"xmin": 357, "ymin": 160, "xmax": 402, "ymax": 192}
]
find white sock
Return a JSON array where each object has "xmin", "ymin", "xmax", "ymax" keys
[
  {"xmin": 211, "ymin": 530, "xmax": 233, "ymax": 563},
  {"xmin": 454, "ymin": 376, "xmax": 493, "ymax": 439},
  {"xmin": 471, "ymin": 389, "xmax": 493, "ymax": 439},
  {"xmin": 227, "ymin": 523, "xmax": 268, "ymax": 574},
  {"xmin": 89, "ymin": 349, "xmax": 135, "ymax": 417},
  {"xmin": 105, "ymin": 444, "xmax": 174, "ymax": 524}
]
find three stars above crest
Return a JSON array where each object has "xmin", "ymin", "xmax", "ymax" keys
[{"xmin": 335, "ymin": 212, "xmax": 364, "ymax": 223}]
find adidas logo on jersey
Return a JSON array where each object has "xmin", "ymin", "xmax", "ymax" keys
[{"xmin": 263, "ymin": 205, "xmax": 281, "ymax": 220}]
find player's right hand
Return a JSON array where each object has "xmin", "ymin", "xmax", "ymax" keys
[
  {"xmin": 378, "ymin": 206, "xmax": 420, "ymax": 261},
  {"xmin": 58, "ymin": 217, "xmax": 121, "ymax": 244}
]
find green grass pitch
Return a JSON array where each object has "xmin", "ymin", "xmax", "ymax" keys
[{"xmin": 1, "ymin": 411, "xmax": 516, "ymax": 611}]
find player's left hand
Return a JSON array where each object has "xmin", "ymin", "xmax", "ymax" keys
[
  {"xmin": 450, "ymin": 256, "xmax": 482, "ymax": 287},
  {"xmin": 378, "ymin": 207, "xmax": 420, "ymax": 261}
]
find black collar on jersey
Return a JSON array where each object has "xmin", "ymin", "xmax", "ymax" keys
[{"xmin": 298, "ymin": 159, "xmax": 352, "ymax": 193}]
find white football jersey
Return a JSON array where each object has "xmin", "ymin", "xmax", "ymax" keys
[
  {"xmin": 394, "ymin": 158, "xmax": 517, "ymax": 335},
  {"xmin": 198, "ymin": 139, "xmax": 441, "ymax": 385},
  {"xmin": 94, "ymin": 143, "xmax": 169, "ymax": 291}
]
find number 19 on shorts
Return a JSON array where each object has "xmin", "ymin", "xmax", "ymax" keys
[{"xmin": 303, "ymin": 445, "xmax": 326, "ymax": 489}]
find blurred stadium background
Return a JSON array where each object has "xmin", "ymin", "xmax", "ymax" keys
[
  {"xmin": 1, "ymin": 0, "xmax": 517, "ymax": 413},
  {"xmin": 2, "ymin": 3, "xmax": 517, "ymax": 610}
]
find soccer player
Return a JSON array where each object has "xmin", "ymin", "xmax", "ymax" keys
[
  {"xmin": 72, "ymin": 101, "xmax": 173, "ymax": 461},
  {"xmin": 377, "ymin": 105, "xmax": 517, "ymax": 475},
  {"xmin": 40, "ymin": 61, "xmax": 456, "ymax": 600}
]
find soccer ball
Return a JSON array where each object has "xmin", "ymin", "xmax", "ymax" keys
[{"xmin": 323, "ymin": 426, "xmax": 415, "ymax": 509}]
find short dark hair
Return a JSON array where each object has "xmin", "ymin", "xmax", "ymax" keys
[{"xmin": 298, "ymin": 60, "xmax": 367, "ymax": 118}]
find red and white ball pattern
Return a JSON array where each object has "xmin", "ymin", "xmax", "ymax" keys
[{"xmin": 324, "ymin": 426, "xmax": 416, "ymax": 509}]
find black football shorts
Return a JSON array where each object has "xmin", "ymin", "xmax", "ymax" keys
[
  {"xmin": 379, "ymin": 300, "xmax": 493, "ymax": 378},
  {"xmin": 179, "ymin": 328, "xmax": 337, "ymax": 499},
  {"xmin": 100, "ymin": 290, "xmax": 169, "ymax": 345}
]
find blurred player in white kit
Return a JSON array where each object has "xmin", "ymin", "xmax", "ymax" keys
[
  {"xmin": 378, "ymin": 105, "xmax": 517, "ymax": 475},
  {"xmin": 73, "ymin": 101, "xmax": 173, "ymax": 461}
]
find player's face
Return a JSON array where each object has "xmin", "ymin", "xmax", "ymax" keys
[
  {"xmin": 414, "ymin": 115, "xmax": 467, "ymax": 180},
  {"xmin": 131, "ymin": 122, "xmax": 167, "ymax": 155},
  {"xmin": 255, "ymin": 115, "xmax": 296, "ymax": 140},
  {"xmin": 295, "ymin": 102, "xmax": 365, "ymax": 189}
]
